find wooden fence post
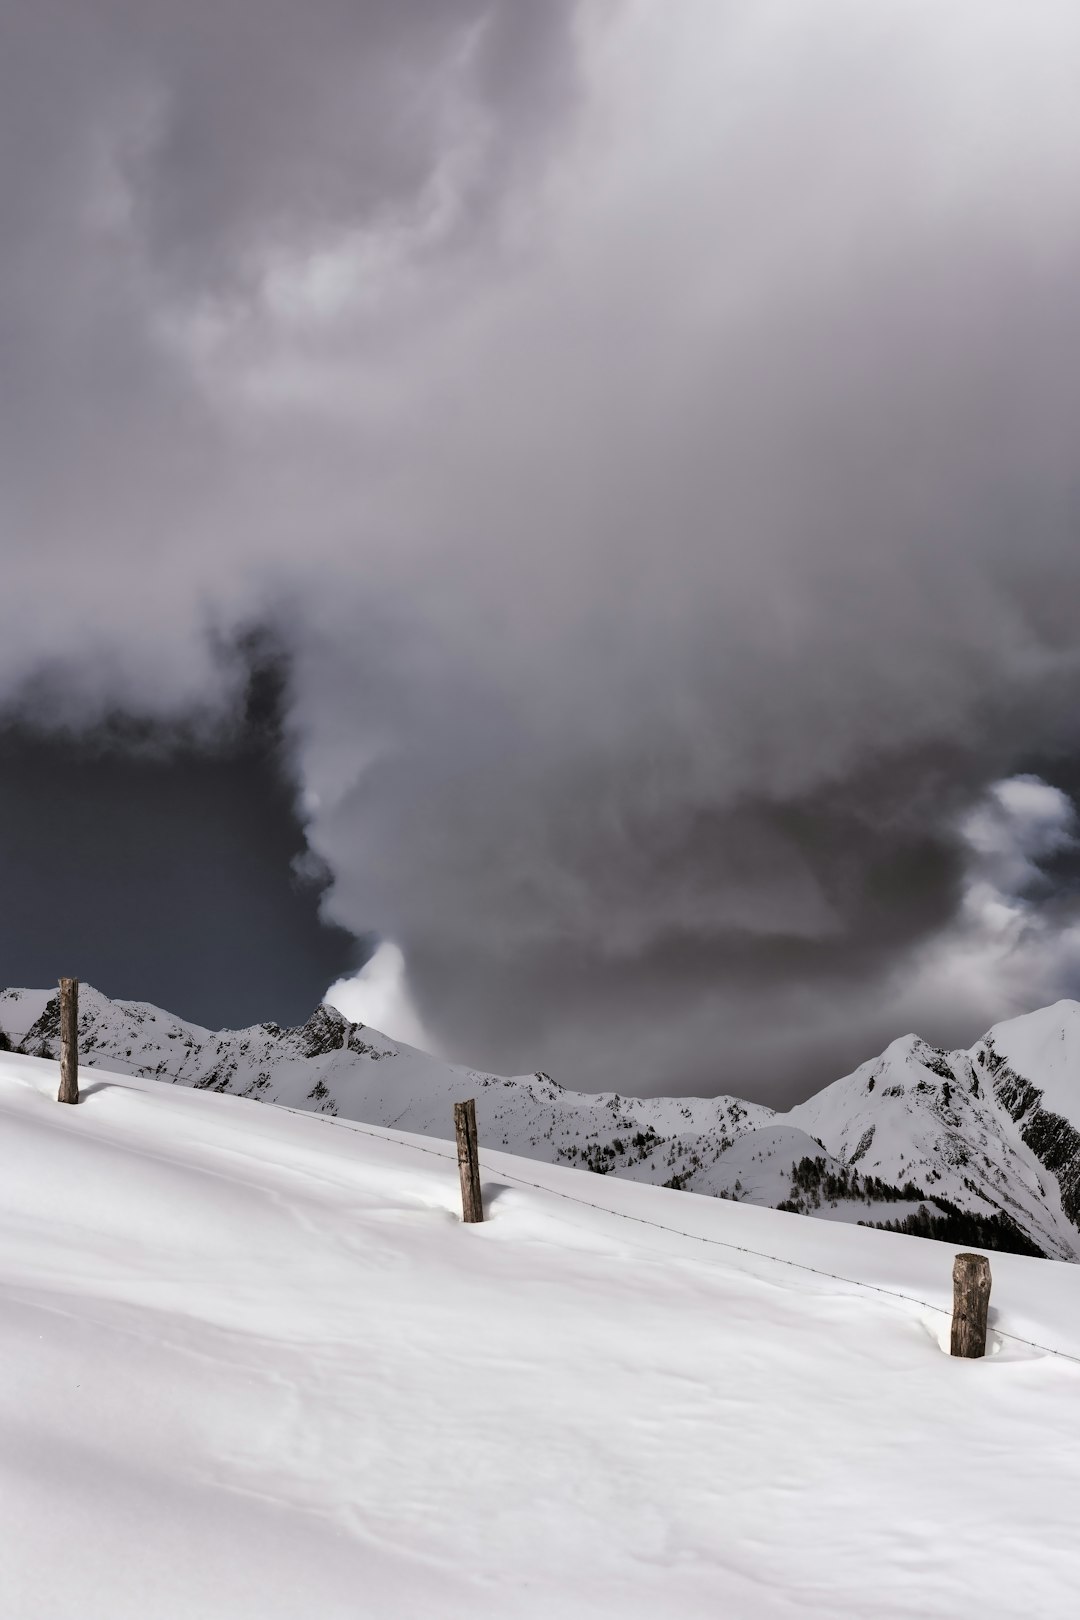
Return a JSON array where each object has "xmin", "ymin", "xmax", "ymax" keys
[
  {"xmin": 453, "ymin": 1098, "xmax": 483, "ymax": 1223},
  {"xmin": 951, "ymin": 1252, "xmax": 991, "ymax": 1358},
  {"xmin": 58, "ymin": 978, "xmax": 80, "ymax": 1105}
]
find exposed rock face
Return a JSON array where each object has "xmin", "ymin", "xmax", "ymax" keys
[
  {"xmin": 988, "ymin": 1048, "xmax": 1080, "ymax": 1230},
  {"xmin": 290, "ymin": 1004, "xmax": 349, "ymax": 1060}
]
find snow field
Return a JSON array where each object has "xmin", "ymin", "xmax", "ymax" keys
[{"xmin": 2, "ymin": 1048, "xmax": 1079, "ymax": 1618}]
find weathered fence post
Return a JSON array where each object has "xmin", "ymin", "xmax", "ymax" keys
[
  {"xmin": 951, "ymin": 1252, "xmax": 991, "ymax": 1358},
  {"xmin": 58, "ymin": 977, "xmax": 80, "ymax": 1105},
  {"xmin": 453, "ymin": 1098, "xmax": 483, "ymax": 1223}
]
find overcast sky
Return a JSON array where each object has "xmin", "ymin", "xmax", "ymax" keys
[{"xmin": 4, "ymin": 1, "xmax": 1080, "ymax": 1102}]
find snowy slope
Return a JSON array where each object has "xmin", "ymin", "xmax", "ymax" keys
[
  {"xmin": 0, "ymin": 987, "xmax": 51, "ymax": 1045},
  {"xmin": 972, "ymin": 1001, "xmax": 1080, "ymax": 1235},
  {"xmin": 2, "ymin": 1045, "xmax": 1079, "ymax": 1619},
  {"xmin": 784, "ymin": 1032, "xmax": 1080, "ymax": 1259},
  {"xmin": 979, "ymin": 1000, "xmax": 1080, "ymax": 1121},
  {"xmin": 4, "ymin": 987, "xmax": 1080, "ymax": 1259}
]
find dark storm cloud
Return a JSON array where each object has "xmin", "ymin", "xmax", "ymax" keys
[
  {"xmin": 2, "ymin": 0, "xmax": 576, "ymax": 282},
  {"xmin": 4, "ymin": 1, "xmax": 1080, "ymax": 1099}
]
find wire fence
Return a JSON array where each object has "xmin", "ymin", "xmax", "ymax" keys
[
  {"xmin": 33, "ymin": 972, "xmax": 1080, "ymax": 1367},
  {"xmin": 287, "ymin": 1102, "xmax": 1080, "ymax": 1371}
]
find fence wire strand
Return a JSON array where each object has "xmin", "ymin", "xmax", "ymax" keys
[{"xmin": 286, "ymin": 1103, "xmax": 1080, "ymax": 1371}]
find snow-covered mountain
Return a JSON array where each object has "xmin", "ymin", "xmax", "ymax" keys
[{"xmin": 3, "ymin": 984, "xmax": 1080, "ymax": 1259}]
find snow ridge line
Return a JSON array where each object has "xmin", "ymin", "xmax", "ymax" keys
[{"xmin": 282, "ymin": 1104, "xmax": 1080, "ymax": 1371}]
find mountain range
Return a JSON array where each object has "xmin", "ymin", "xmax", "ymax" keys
[{"xmin": 3, "ymin": 983, "xmax": 1078, "ymax": 1259}]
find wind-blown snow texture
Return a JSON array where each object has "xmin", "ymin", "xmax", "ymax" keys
[
  {"xmin": 3, "ymin": 987, "xmax": 1080, "ymax": 1259},
  {"xmin": 2, "ymin": 1045, "xmax": 1080, "ymax": 1616}
]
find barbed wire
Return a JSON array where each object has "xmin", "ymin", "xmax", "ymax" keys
[
  {"xmin": 14, "ymin": 1036, "xmax": 1080, "ymax": 1367},
  {"xmin": 283, "ymin": 1102, "xmax": 1080, "ymax": 1371}
]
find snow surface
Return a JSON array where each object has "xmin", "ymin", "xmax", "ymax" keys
[
  {"xmin": 0, "ymin": 987, "xmax": 52, "ymax": 1046},
  {"xmin": 2, "ymin": 1046, "xmax": 1080, "ymax": 1618}
]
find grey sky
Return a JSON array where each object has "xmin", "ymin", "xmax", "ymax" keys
[
  {"xmin": 0, "ymin": 646, "xmax": 363, "ymax": 1025},
  {"xmin": 3, "ymin": 2, "xmax": 1080, "ymax": 1100}
]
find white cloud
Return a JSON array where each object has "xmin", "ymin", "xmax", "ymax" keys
[
  {"xmin": 325, "ymin": 942, "xmax": 439, "ymax": 1054},
  {"xmin": 896, "ymin": 776, "xmax": 1080, "ymax": 1034}
]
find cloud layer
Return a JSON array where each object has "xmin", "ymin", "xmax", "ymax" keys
[{"xmin": 4, "ymin": 2, "xmax": 1080, "ymax": 1097}]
